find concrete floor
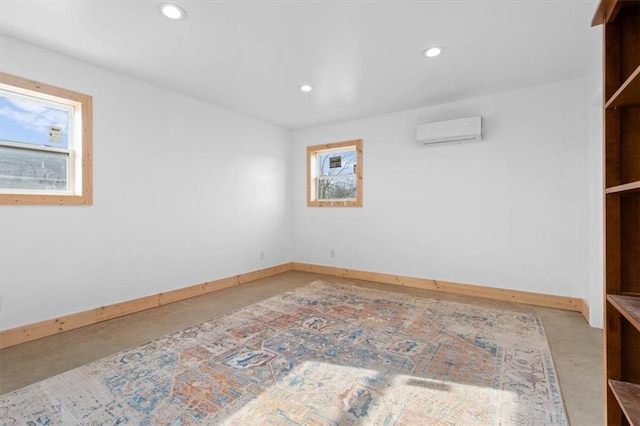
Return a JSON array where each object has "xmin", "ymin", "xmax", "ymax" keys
[{"xmin": 0, "ymin": 271, "xmax": 603, "ymax": 425}]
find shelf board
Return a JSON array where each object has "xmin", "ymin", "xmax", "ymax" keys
[
  {"xmin": 606, "ymin": 64, "xmax": 640, "ymax": 108},
  {"xmin": 592, "ymin": 0, "xmax": 622, "ymax": 25},
  {"xmin": 608, "ymin": 294, "xmax": 640, "ymax": 331},
  {"xmin": 609, "ymin": 380, "xmax": 640, "ymax": 426},
  {"xmin": 606, "ymin": 181, "xmax": 640, "ymax": 195}
]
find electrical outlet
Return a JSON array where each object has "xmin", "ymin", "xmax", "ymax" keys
[
  {"xmin": 260, "ymin": 251, "xmax": 265, "ymax": 260},
  {"xmin": 330, "ymin": 249, "xmax": 335, "ymax": 258}
]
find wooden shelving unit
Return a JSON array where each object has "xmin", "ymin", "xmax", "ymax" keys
[
  {"xmin": 609, "ymin": 380, "xmax": 640, "ymax": 426},
  {"xmin": 606, "ymin": 65, "xmax": 640, "ymax": 108},
  {"xmin": 608, "ymin": 295, "xmax": 640, "ymax": 331},
  {"xmin": 592, "ymin": 1, "xmax": 640, "ymax": 424},
  {"xmin": 606, "ymin": 181, "xmax": 640, "ymax": 195}
]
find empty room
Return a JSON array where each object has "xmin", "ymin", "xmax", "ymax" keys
[{"xmin": 0, "ymin": 0, "xmax": 638, "ymax": 424}]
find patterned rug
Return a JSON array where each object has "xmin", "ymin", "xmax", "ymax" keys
[{"xmin": 0, "ymin": 280, "xmax": 567, "ymax": 425}]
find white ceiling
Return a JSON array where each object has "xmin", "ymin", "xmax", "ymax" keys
[{"xmin": 0, "ymin": 0, "xmax": 600, "ymax": 129}]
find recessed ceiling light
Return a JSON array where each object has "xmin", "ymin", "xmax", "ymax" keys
[
  {"xmin": 160, "ymin": 3, "xmax": 187, "ymax": 20},
  {"xmin": 299, "ymin": 84, "xmax": 313, "ymax": 92},
  {"xmin": 423, "ymin": 46, "xmax": 444, "ymax": 58}
]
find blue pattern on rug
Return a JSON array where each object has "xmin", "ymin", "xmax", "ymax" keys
[{"xmin": 0, "ymin": 280, "xmax": 567, "ymax": 425}]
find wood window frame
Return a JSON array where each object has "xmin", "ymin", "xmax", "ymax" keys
[
  {"xmin": 0, "ymin": 72, "xmax": 93, "ymax": 205},
  {"xmin": 307, "ymin": 139, "xmax": 362, "ymax": 207}
]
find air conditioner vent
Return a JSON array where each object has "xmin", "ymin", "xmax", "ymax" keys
[{"xmin": 416, "ymin": 116, "xmax": 482, "ymax": 146}]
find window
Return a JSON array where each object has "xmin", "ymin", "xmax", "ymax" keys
[
  {"xmin": 307, "ymin": 139, "xmax": 362, "ymax": 207},
  {"xmin": 0, "ymin": 72, "xmax": 92, "ymax": 205}
]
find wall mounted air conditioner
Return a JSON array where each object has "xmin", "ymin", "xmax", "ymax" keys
[{"xmin": 416, "ymin": 116, "xmax": 482, "ymax": 146}]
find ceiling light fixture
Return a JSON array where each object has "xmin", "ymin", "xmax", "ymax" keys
[
  {"xmin": 299, "ymin": 84, "xmax": 313, "ymax": 92},
  {"xmin": 160, "ymin": 3, "xmax": 187, "ymax": 20},
  {"xmin": 423, "ymin": 46, "xmax": 444, "ymax": 58}
]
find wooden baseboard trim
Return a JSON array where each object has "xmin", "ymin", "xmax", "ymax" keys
[
  {"xmin": 292, "ymin": 262, "xmax": 586, "ymax": 313},
  {"xmin": 581, "ymin": 300, "xmax": 590, "ymax": 323},
  {"xmin": 0, "ymin": 262, "xmax": 294, "ymax": 349},
  {"xmin": 1, "ymin": 261, "xmax": 588, "ymax": 349}
]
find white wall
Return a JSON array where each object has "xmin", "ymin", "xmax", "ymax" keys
[
  {"xmin": 293, "ymin": 79, "xmax": 591, "ymax": 313},
  {"xmin": 584, "ymin": 27, "xmax": 604, "ymax": 328},
  {"xmin": 0, "ymin": 36, "xmax": 292, "ymax": 330},
  {"xmin": 1, "ymin": 36, "xmax": 601, "ymax": 331}
]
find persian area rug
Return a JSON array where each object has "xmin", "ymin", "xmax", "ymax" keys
[{"xmin": 0, "ymin": 280, "xmax": 567, "ymax": 425}]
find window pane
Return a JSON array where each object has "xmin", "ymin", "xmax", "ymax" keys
[
  {"xmin": 318, "ymin": 149, "xmax": 356, "ymax": 177},
  {"xmin": 318, "ymin": 176, "xmax": 357, "ymax": 200},
  {"xmin": 0, "ymin": 145, "xmax": 68, "ymax": 190},
  {"xmin": 0, "ymin": 93, "xmax": 70, "ymax": 148}
]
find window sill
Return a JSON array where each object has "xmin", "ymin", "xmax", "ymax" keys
[
  {"xmin": 308, "ymin": 200, "xmax": 362, "ymax": 208},
  {"xmin": 0, "ymin": 193, "xmax": 92, "ymax": 205}
]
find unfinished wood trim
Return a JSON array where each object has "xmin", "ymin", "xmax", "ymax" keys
[
  {"xmin": 81, "ymin": 92, "xmax": 93, "ymax": 205},
  {"xmin": 0, "ymin": 72, "xmax": 93, "ymax": 206},
  {"xmin": 307, "ymin": 139, "xmax": 363, "ymax": 207},
  {"xmin": 0, "ymin": 263, "xmax": 294, "ymax": 349},
  {"xmin": 582, "ymin": 299, "xmax": 591, "ymax": 323},
  {"xmin": 292, "ymin": 262, "xmax": 585, "ymax": 313},
  {"xmin": 0, "ymin": 261, "xmax": 587, "ymax": 349}
]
